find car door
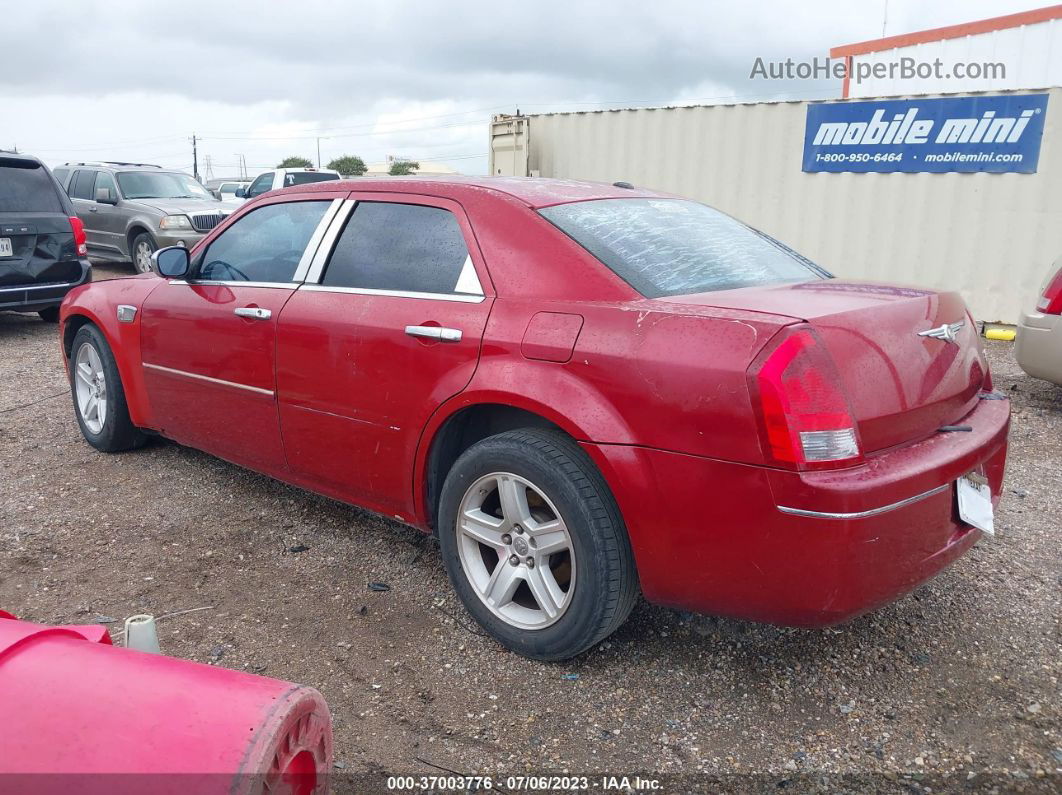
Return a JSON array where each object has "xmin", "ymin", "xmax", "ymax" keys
[
  {"xmin": 139, "ymin": 194, "xmax": 343, "ymax": 473},
  {"xmin": 89, "ymin": 170, "xmax": 127, "ymax": 258},
  {"xmin": 276, "ymin": 194, "xmax": 494, "ymax": 518},
  {"xmin": 67, "ymin": 169, "xmax": 101, "ymax": 249}
]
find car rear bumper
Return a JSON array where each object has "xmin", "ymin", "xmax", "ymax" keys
[
  {"xmin": 0, "ymin": 259, "xmax": 92, "ymax": 312},
  {"xmin": 583, "ymin": 394, "xmax": 1009, "ymax": 627},
  {"xmin": 1015, "ymin": 309, "xmax": 1062, "ymax": 385}
]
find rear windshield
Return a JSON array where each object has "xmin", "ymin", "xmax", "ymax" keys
[
  {"xmin": 540, "ymin": 198, "xmax": 827, "ymax": 298},
  {"xmin": 284, "ymin": 172, "xmax": 339, "ymax": 187},
  {"xmin": 0, "ymin": 159, "xmax": 64, "ymax": 213}
]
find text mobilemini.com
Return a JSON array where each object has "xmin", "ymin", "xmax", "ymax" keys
[{"xmin": 750, "ymin": 56, "xmax": 1007, "ymax": 85}]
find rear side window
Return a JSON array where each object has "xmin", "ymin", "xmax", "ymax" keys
[
  {"xmin": 322, "ymin": 202, "xmax": 474, "ymax": 295},
  {"xmin": 285, "ymin": 172, "xmax": 339, "ymax": 187},
  {"xmin": 0, "ymin": 159, "xmax": 64, "ymax": 213},
  {"xmin": 52, "ymin": 167, "xmax": 71, "ymax": 188},
  {"xmin": 198, "ymin": 200, "xmax": 330, "ymax": 283},
  {"xmin": 540, "ymin": 198, "xmax": 826, "ymax": 298},
  {"xmin": 69, "ymin": 170, "xmax": 97, "ymax": 201}
]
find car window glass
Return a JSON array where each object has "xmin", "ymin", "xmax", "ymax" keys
[
  {"xmin": 94, "ymin": 171, "xmax": 118, "ymax": 201},
  {"xmin": 197, "ymin": 200, "xmax": 329, "ymax": 283},
  {"xmin": 540, "ymin": 198, "xmax": 826, "ymax": 298},
  {"xmin": 321, "ymin": 202, "xmax": 474, "ymax": 295},
  {"xmin": 0, "ymin": 160, "xmax": 64, "ymax": 212},
  {"xmin": 286, "ymin": 172, "xmax": 340, "ymax": 187},
  {"xmin": 247, "ymin": 173, "xmax": 273, "ymax": 197},
  {"xmin": 69, "ymin": 170, "xmax": 96, "ymax": 201}
]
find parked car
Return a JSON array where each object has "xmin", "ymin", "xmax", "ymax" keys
[
  {"xmin": 1015, "ymin": 256, "xmax": 1062, "ymax": 385},
  {"xmin": 0, "ymin": 151, "xmax": 91, "ymax": 322},
  {"xmin": 237, "ymin": 168, "xmax": 341, "ymax": 201},
  {"xmin": 58, "ymin": 178, "xmax": 1010, "ymax": 660},
  {"xmin": 54, "ymin": 162, "xmax": 229, "ymax": 273},
  {"xmin": 205, "ymin": 178, "xmax": 251, "ymax": 201}
]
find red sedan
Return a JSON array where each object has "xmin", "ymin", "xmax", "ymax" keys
[{"xmin": 59, "ymin": 177, "xmax": 1009, "ymax": 660}]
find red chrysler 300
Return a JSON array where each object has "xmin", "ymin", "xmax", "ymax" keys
[{"xmin": 59, "ymin": 177, "xmax": 1009, "ymax": 660}]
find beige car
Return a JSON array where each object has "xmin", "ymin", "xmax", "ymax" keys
[{"xmin": 1015, "ymin": 257, "xmax": 1062, "ymax": 385}]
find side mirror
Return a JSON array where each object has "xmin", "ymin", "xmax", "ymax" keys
[
  {"xmin": 235, "ymin": 187, "xmax": 246, "ymax": 198},
  {"xmin": 95, "ymin": 187, "xmax": 118, "ymax": 205},
  {"xmin": 152, "ymin": 246, "xmax": 190, "ymax": 278}
]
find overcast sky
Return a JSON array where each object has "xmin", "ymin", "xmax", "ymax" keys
[{"xmin": 0, "ymin": 0, "xmax": 1049, "ymax": 177}]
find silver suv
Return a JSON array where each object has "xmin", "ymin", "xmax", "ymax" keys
[{"xmin": 53, "ymin": 162, "xmax": 230, "ymax": 272}]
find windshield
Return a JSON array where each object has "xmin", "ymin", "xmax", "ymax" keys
[
  {"xmin": 116, "ymin": 171, "xmax": 214, "ymax": 200},
  {"xmin": 540, "ymin": 198, "xmax": 828, "ymax": 298},
  {"xmin": 284, "ymin": 172, "xmax": 339, "ymax": 187}
]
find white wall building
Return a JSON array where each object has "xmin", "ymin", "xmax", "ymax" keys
[{"xmin": 832, "ymin": 5, "xmax": 1062, "ymax": 98}]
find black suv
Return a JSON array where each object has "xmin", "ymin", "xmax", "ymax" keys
[{"xmin": 0, "ymin": 152, "xmax": 91, "ymax": 321}]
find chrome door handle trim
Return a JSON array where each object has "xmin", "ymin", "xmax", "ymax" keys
[
  {"xmin": 234, "ymin": 307, "xmax": 271, "ymax": 320},
  {"xmin": 405, "ymin": 325, "xmax": 462, "ymax": 342}
]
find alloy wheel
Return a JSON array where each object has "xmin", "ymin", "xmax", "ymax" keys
[
  {"xmin": 74, "ymin": 342, "xmax": 108, "ymax": 434},
  {"xmin": 135, "ymin": 241, "xmax": 154, "ymax": 272},
  {"xmin": 456, "ymin": 472, "xmax": 576, "ymax": 630}
]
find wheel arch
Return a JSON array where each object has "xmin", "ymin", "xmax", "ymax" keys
[
  {"xmin": 126, "ymin": 223, "xmax": 155, "ymax": 256},
  {"xmin": 416, "ymin": 394, "xmax": 622, "ymax": 534}
]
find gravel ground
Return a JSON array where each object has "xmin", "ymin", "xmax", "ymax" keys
[{"xmin": 0, "ymin": 263, "xmax": 1059, "ymax": 792}]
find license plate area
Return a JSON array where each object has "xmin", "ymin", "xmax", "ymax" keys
[
  {"xmin": 957, "ymin": 472, "xmax": 993, "ymax": 535},
  {"xmin": 0, "ymin": 238, "xmax": 12, "ymax": 257}
]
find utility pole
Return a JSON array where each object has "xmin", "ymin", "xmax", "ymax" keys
[
  {"xmin": 316, "ymin": 137, "xmax": 322, "ymax": 168},
  {"xmin": 190, "ymin": 133, "xmax": 199, "ymax": 181}
]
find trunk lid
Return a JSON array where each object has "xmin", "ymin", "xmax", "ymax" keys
[
  {"xmin": 0, "ymin": 213, "xmax": 81, "ymax": 286},
  {"xmin": 658, "ymin": 279, "xmax": 989, "ymax": 452}
]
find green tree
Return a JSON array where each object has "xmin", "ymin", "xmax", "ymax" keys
[
  {"xmin": 277, "ymin": 156, "xmax": 313, "ymax": 168},
  {"xmin": 388, "ymin": 159, "xmax": 419, "ymax": 176},
  {"xmin": 327, "ymin": 155, "xmax": 367, "ymax": 176}
]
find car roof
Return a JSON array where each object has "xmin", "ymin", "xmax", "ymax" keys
[{"xmin": 287, "ymin": 176, "xmax": 668, "ymax": 209}]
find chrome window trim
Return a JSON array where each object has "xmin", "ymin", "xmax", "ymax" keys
[
  {"xmin": 169, "ymin": 279, "xmax": 298, "ymax": 290},
  {"xmin": 300, "ymin": 283, "xmax": 486, "ymax": 303},
  {"xmin": 142, "ymin": 362, "xmax": 274, "ymax": 397},
  {"xmin": 453, "ymin": 254, "xmax": 483, "ymax": 296},
  {"xmin": 776, "ymin": 484, "xmax": 950, "ymax": 520},
  {"xmin": 304, "ymin": 198, "xmax": 356, "ymax": 283},
  {"xmin": 291, "ymin": 198, "xmax": 344, "ymax": 283}
]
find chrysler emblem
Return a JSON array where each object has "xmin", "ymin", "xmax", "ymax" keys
[{"xmin": 918, "ymin": 320, "xmax": 965, "ymax": 344}]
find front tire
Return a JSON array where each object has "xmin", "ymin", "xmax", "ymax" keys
[
  {"xmin": 438, "ymin": 429, "xmax": 638, "ymax": 661},
  {"xmin": 69, "ymin": 324, "xmax": 146, "ymax": 452},
  {"xmin": 131, "ymin": 232, "xmax": 157, "ymax": 274}
]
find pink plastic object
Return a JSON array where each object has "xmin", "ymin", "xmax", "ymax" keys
[{"xmin": 0, "ymin": 613, "xmax": 332, "ymax": 794}]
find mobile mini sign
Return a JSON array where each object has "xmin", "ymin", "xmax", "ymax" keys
[{"xmin": 803, "ymin": 94, "xmax": 1049, "ymax": 173}]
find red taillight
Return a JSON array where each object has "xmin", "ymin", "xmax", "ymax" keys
[
  {"xmin": 1037, "ymin": 264, "xmax": 1062, "ymax": 315},
  {"xmin": 69, "ymin": 216, "xmax": 87, "ymax": 258},
  {"xmin": 749, "ymin": 326, "xmax": 863, "ymax": 470}
]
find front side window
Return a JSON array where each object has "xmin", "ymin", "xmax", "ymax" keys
[
  {"xmin": 69, "ymin": 169, "xmax": 97, "ymax": 201},
  {"xmin": 246, "ymin": 173, "xmax": 274, "ymax": 198},
  {"xmin": 197, "ymin": 200, "xmax": 330, "ymax": 283},
  {"xmin": 116, "ymin": 171, "xmax": 213, "ymax": 200},
  {"xmin": 94, "ymin": 171, "xmax": 118, "ymax": 201},
  {"xmin": 322, "ymin": 202, "xmax": 474, "ymax": 295},
  {"xmin": 540, "ymin": 198, "xmax": 827, "ymax": 298}
]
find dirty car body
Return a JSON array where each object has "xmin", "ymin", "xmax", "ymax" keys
[{"xmin": 58, "ymin": 177, "xmax": 1010, "ymax": 657}]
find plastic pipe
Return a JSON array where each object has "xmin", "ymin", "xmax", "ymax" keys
[{"xmin": 0, "ymin": 613, "xmax": 332, "ymax": 794}]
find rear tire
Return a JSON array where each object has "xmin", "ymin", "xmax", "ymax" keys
[
  {"xmin": 438, "ymin": 428, "xmax": 638, "ymax": 661},
  {"xmin": 131, "ymin": 232, "xmax": 157, "ymax": 274},
  {"xmin": 69, "ymin": 324, "xmax": 147, "ymax": 452},
  {"xmin": 37, "ymin": 307, "xmax": 60, "ymax": 323}
]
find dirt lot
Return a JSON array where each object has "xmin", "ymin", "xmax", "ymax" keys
[{"xmin": 1, "ymin": 263, "xmax": 1059, "ymax": 791}]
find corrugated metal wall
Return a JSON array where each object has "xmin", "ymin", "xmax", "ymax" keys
[{"xmin": 493, "ymin": 88, "xmax": 1061, "ymax": 323}]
